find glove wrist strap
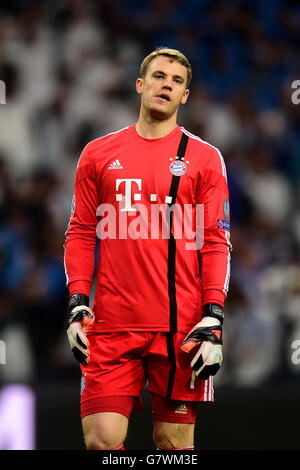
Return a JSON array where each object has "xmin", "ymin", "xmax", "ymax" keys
[
  {"xmin": 203, "ymin": 303, "xmax": 224, "ymax": 325},
  {"xmin": 68, "ymin": 293, "xmax": 90, "ymax": 314}
]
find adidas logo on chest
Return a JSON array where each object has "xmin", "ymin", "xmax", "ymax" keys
[{"xmin": 108, "ymin": 159, "xmax": 123, "ymax": 170}]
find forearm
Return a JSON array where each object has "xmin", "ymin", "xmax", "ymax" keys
[
  {"xmin": 64, "ymin": 232, "xmax": 97, "ymax": 297},
  {"xmin": 200, "ymin": 241, "xmax": 231, "ymax": 308}
]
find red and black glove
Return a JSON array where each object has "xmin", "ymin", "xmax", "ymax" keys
[
  {"xmin": 67, "ymin": 293, "xmax": 94, "ymax": 364},
  {"xmin": 181, "ymin": 304, "xmax": 224, "ymax": 386}
]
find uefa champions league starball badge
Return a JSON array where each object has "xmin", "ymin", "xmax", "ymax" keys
[
  {"xmin": 169, "ymin": 159, "xmax": 187, "ymax": 176},
  {"xmin": 81, "ymin": 375, "xmax": 86, "ymax": 394}
]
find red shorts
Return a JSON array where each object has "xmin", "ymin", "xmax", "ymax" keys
[{"xmin": 80, "ymin": 331, "xmax": 214, "ymax": 423}]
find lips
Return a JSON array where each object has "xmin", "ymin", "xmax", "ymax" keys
[{"xmin": 156, "ymin": 93, "xmax": 170, "ymax": 102}]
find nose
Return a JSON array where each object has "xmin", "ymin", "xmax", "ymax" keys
[{"xmin": 162, "ymin": 77, "xmax": 172, "ymax": 90}]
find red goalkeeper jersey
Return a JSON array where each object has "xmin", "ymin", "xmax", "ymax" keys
[{"xmin": 64, "ymin": 125, "xmax": 231, "ymax": 333}]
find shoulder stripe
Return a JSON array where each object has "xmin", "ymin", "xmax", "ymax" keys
[
  {"xmin": 63, "ymin": 248, "xmax": 69, "ymax": 286},
  {"xmin": 223, "ymin": 231, "xmax": 231, "ymax": 295},
  {"xmin": 92, "ymin": 126, "xmax": 130, "ymax": 141},
  {"xmin": 86, "ymin": 126, "xmax": 130, "ymax": 146},
  {"xmin": 180, "ymin": 127, "xmax": 227, "ymax": 181}
]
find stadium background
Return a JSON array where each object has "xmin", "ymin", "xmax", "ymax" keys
[{"xmin": 0, "ymin": 0, "xmax": 299, "ymax": 450}]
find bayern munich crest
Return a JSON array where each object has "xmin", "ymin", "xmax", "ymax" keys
[{"xmin": 169, "ymin": 159, "xmax": 187, "ymax": 176}]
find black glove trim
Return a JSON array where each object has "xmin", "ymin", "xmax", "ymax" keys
[
  {"xmin": 68, "ymin": 293, "xmax": 92, "ymax": 327},
  {"xmin": 182, "ymin": 325, "xmax": 223, "ymax": 346},
  {"xmin": 72, "ymin": 346, "xmax": 88, "ymax": 364},
  {"xmin": 76, "ymin": 333, "xmax": 87, "ymax": 350},
  {"xmin": 203, "ymin": 303, "xmax": 224, "ymax": 324},
  {"xmin": 194, "ymin": 363, "xmax": 220, "ymax": 379},
  {"xmin": 68, "ymin": 293, "xmax": 90, "ymax": 313}
]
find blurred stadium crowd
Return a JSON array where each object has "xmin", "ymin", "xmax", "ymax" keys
[{"xmin": 0, "ymin": 0, "xmax": 300, "ymax": 389}]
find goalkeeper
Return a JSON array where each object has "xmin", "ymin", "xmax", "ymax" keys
[{"xmin": 64, "ymin": 47, "xmax": 231, "ymax": 451}]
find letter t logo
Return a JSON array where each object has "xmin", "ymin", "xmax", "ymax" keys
[{"xmin": 116, "ymin": 179, "xmax": 142, "ymax": 212}]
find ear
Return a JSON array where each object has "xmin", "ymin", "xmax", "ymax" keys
[
  {"xmin": 136, "ymin": 77, "xmax": 143, "ymax": 95},
  {"xmin": 181, "ymin": 88, "xmax": 190, "ymax": 105}
]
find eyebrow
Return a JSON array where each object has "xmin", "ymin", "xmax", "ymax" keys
[{"xmin": 152, "ymin": 70, "xmax": 185, "ymax": 82}]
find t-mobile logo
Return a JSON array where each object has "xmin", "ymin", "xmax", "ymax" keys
[
  {"xmin": 116, "ymin": 178, "xmax": 174, "ymax": 211},
  {"xmin": 116, "ymin": 178, "xmax": 142, "ymax": 212},
  {"xmin": 96, "ymin": 178, "xmax": 204, "ymax": 250}
]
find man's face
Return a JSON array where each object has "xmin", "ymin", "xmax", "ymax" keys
[{"xmin": 136, "ymin": 55, "xmax": 190, "ymax": 120}]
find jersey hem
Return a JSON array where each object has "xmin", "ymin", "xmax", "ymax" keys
[
  {"xmin": 81, "ymin": 392, "xmax": 141, "ymax": 403},
  {"xmin": 86, "ymin": 325, "xmax": 193, "ymax": 334}
]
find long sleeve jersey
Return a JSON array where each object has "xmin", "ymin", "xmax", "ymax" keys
[{"xmin": 64, "ymin": 125, "xmax": 231, "ymax": 333}]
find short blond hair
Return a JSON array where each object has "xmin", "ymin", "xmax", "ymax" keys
[{"xmin": 140, "ymin": 47, "xmax": 192, "ymax": 88}]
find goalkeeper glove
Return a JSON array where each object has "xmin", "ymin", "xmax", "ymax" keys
[
  {"xmin": 181, "ymin": 303, "xmax": 224, "ymax": 387},
  {"xmin": 67, "ymin": 293, "xmax": 94, "ymax": 364}
]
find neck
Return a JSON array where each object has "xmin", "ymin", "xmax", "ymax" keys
[{"xmin": 135, "ymin": 110, "xmax": 178, "ymax": 139}]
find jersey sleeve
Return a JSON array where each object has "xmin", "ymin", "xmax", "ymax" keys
[
  {"xmin": 197, "ymin": 147, "xmax": 232, "ymax": 308},
  {"xmin": 64, "ymin": 144, "xmax": 98, "ymax": 298}
]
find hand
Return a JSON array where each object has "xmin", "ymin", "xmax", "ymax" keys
[
  {"xmin": 67, "ymin": 293, "xmax": 95, "ymax": 364},
  {"xmin": 181, "ymin": 305, "xmax": 223, "ymax": 387}
]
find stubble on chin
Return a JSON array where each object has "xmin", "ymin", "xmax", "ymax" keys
[{"xmin": 148, "ymin": 100, "xmax": 173, "ymax": 121}]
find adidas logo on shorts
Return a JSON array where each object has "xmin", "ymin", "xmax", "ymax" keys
[
  {"xmin": 174, "ymin": 403, "xmax": 188, "ymax": 414},
  {"xmin": 108, "ymin": 159, "xmax": 123, "ymax": 170}
]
